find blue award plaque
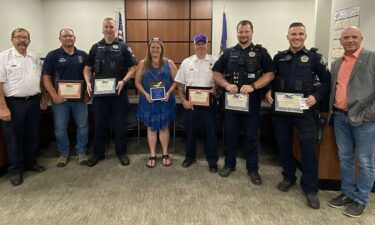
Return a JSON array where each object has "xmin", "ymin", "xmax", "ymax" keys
[{"xmin": 150, "ymin": 81, "xmax": 166, "ymax": 101}]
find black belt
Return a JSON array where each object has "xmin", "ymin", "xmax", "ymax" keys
[
  {"xmin": 333, "ymin": 107, "xmax": 348, "ymax": 115},
  {"xmin": 6, "ymin": 94, "xmax": 39, "ymax": 101}
]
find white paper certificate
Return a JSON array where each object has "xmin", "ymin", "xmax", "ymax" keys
[{"xmin": 275, "ymin": 92, "xmax": 304, "ymax": 114}]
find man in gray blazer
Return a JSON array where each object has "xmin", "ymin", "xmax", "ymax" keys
[{"xmin": 327, "ymin": 26, "xmax": 375, "ymax": 218}]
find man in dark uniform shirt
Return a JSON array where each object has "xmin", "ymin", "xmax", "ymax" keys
[
  {"xmin": 84, "ymin": 17, "xmax": 137, "ymax": 167},
  {"xmin": 42, "ymin": 28, "xmax": 89, "ymax": 167},
  {"xmin": 213, "ymin": 20, "xmax": 275, "ymax": 185},
  {"xmin": 265, "ymin": 22, "xmax": 331, "ymax": 209}
]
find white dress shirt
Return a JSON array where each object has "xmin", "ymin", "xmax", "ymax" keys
[
  {"xmin": 175, "ymin": 54, "xmax": 217, "ymax": 88},
  {"xmin": 0, "ymin": 47, "xmax": 41, "ymax": 97}
]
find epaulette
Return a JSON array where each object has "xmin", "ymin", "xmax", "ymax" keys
[{"xmin": 310, "ymin": 47, "xmax": 319, "ymax": 52}]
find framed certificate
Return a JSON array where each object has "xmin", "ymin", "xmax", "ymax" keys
[
  {"xmin": 186, "ymin": 86, "xmax": 212, "ymax": 107},
  {"xmin": 150, "ymin": 81, "xmax": 166, "ymax": 101},
  {"xmin": 274, "ymin": 92, "xmax": 308, "ymax": 115},
  {"xmin": 93, "ymin": 78, "xmax": 117, "ymax": 96},
  {"xmin": 57, "ymin": 80, "xmax": 83, "ymax": 100},
  {"xmin": 224, "ymin": 92, "xmax": 249, "ymax": 113}
]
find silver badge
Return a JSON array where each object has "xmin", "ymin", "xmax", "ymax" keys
[
  {"xmin": 249, "ymin": 51, "xmax": 256, "ymax": 57},
  {"xmin": 58, "ymin": 58, "xmax": 66, "ymax": 63},
  {"xmin": 112, "ymin": 44, "xmax": 119, "ymax": 49},
  {"xmin": 301, "ymin": 55, "xmax": 309, "ymax": 63}
]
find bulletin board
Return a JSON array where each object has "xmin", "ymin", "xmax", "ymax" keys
[{"xmin": 331, "ymin": 6, "xmax": 360, "ymax": 62}]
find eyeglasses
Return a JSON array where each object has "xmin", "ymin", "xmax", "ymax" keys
[{"xmin": 12, "ymin": 36, "xmax": 29, "ymax": 41}]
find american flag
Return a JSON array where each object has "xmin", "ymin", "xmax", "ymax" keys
[{"xmin": 118, "ymin": 12, "xmax": 125, "ymax": 41}]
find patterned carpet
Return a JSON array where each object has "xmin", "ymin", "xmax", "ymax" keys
[{"xmin": 0, "ymin": 145, "xmax": 374, "ymax": 225}]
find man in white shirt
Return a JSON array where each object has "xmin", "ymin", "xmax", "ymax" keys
[
  {"xmin": 175, "ymin": 34, "xmax": 219, "ymax": 173},
  {"xmin": 0, "ymin": 28, "xmax": 47, "ymax": 186}
]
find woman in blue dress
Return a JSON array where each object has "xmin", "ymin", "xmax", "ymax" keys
[{"xmin": 135, "ymin": 38, "xmax": 177, "ymax": 167}]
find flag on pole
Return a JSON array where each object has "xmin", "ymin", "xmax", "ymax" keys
[
  {"xmin": 118, "ymin": 11, "xmax": 125, "ymax": 41},
  {"xmin": 220, "ymin": 12, "xmax": 227, "ymax": 54}
]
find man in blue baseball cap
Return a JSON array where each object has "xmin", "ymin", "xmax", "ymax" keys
[{"xmin": 175, "ymin": 34, "xmax": 219, "ymax": 173}]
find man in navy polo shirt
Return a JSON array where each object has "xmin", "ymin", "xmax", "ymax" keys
[{"xmin": 42, "ymin": 28, "xmax": 89, "ymax": 167}]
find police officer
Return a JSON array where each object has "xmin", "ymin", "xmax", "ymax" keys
[
  {"xmin": 84, "ymin": 17, "xmax": 137, "ymax": 167},
  {"xmin": 213, "ymin": 20, "xmax": 275, "ymax": 184},
  {"xmin": 265, "ymin": 22, "xmax": 331, "ymax": 209}
]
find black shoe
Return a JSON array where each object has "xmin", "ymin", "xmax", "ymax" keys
[
  {"xmin": 182, "ymin": 158, "xmax": 196, "ymax": 168},
  {"xmin": 343, "ymin": 201, "xmax": 366, "ymax": 217},
  {"xmin": 248, "ymin": 171, "xmax": 262, "ymax": 185},
  {"xmin": 86, "ymin": 154, "xmax": 105, "ymax": 167},
  {"xmin": 328, "ymin": 194, "xmax": 353, "ymax": 208},
  {"xmin": 26, "ymin": 164, "xmax": 46, "ymax": 172},
  {"xmin": 10, "ymin": 173, "xmax": 23, "ymax": 186},
  {"xmin": 277, "ymin": 179, "xmax": 296, "ymax": 192},
  {"xmin": 306, "ymin": 194, "xmax": 320, "ymax": 209},
  {"xmin": 118, "ymin": 154, "xmax": 130, "ymax": 166},
  {"xmin": 208, "ymin": 164, "xmax": 218, "ymax": 173},
  {"xmin": 219, "ymin": 166, "xmax": 235, "ymax": 177}
]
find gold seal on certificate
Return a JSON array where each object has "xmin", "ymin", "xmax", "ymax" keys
[
  {"xmin": 93, "ymin": 78, "xmax": 117, "ymax": 96},
  {"xmin": 186, "ymin": 86, "xmax": 212, "ymax": 107},
  {"xmin": 224, "ymin": 92, "xmax": 249, "ymax": 112},
  {"xmin": 57, "ymin": 80, "xmax": 83, "ymax": 100},
  {"xmin": 149, "ymin": 81, "xmax": 166, "ymax": 101},
  {"xmin": 274, "ymin": 92, "xmax": 308, "ymax": 114}
]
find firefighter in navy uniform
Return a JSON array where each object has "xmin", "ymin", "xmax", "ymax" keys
[
  {"xmin": 265, "ymin": 22, "xmax": 331, "ymax": 209},
  {"xmin": 213, "ymin": 20, "xmax": 275, "ymax": 184},
  {"xmin": 84, "ymin": 17, "xmax": 137, "ymax": 167}
]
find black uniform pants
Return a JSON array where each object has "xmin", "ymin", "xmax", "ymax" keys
[
  {"xmin": 1, "ymin": 95, "xmax": 40, "ymax": 174},
  {"xmin": 223, "ymin": 108, "xmax": 261, "ymax": 172},
  {"xmin": 92, "ymin": 90, "xmax": 128, "ymax": 157},
  {"xmin": 274, "ymin": 113, "xmax": 318, "ymax": 194},
  {"xmin": 184, "ymin": 106, "xmax": 219, "ymax": 165}
]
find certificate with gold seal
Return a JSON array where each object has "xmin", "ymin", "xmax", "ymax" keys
[
  {"xmin": 186, "ymin": 86, "xmax": 212, "ymax": 107},
  {"xmin": 57, "ymin": 80, "xmax": 83, "ymax": 100},
  {"xmin": 224, "ymin": 92, "xmax": 249, "ymax": 113},
  {"xmin": 93, "ymin": 78, "xmax": 117, "ymax": 96},
  {"xmin": 274, "ymin": 92, "xmax": 306, "ymax": 114}
]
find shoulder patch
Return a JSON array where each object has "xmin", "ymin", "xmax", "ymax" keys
[{"xmin": 320, "ymin": 56, "xmax": 327, "ymax": 66}]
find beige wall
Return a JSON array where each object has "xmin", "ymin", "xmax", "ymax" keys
[
  {"xmin": 0, "ymin": 0, "xmax": 44, "ymax": 55},
  {"xmin": 42, "ymin": 0, "xmax": 123, "ymax": 55},
  {"xmin": 212, "ymin": 0, "xmax": 317, "ymax": 57}
]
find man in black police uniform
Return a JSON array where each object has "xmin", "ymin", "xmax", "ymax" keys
[
  {"xmin": 213, "ymin": 20, "xmax": 275, "ymax": 184},
  {"xmin": 84, "ymin": 17, "xmax": 137, "ymax": 167},
  {"xmin": 265, "ymin": 22, "xmax": 331, "ymax": 209}
]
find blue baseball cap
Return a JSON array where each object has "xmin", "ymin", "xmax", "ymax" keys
[{"xmin": 194, "ymin": 34, "xmax": 207, "ymax": 44}]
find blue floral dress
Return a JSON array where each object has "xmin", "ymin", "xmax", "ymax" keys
[{"xmin": 137, "ymin": 60, "xmax": 176, "ymax": 131}]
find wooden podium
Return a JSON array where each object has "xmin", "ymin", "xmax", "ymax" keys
[
  {"xmin": 0, "ymin": 129, "xmax": 7, "ymax": 176},
  {"xmin": 293, "ymin": 113, "xmax": 341, "ymax": 189}
]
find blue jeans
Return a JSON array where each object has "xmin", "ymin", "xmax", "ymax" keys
[
  {"xmin": 52, "ymin": 101, "xmax": 88, "ymax": 155},
  {"xmin": 334, "ymin": 111, "xmax": 375, "ymax": 205}
]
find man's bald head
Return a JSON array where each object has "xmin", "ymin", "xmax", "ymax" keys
[{"xmin": 340, "ymin": 26, "xmax": 363, "ymax": 55}]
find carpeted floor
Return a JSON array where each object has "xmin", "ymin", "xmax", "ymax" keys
[{"xmin": 0, "ymin": 139, "xmax": 374, "ymax": 225}]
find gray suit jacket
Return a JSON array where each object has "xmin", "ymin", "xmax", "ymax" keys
[{"xmin": 328, "ymin": 48, "xmax": 375, "ymax": 126}]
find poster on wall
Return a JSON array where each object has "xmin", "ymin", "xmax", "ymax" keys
[{"xmin": 331, "ymin": 6, "xmax": 360, "ymax": 62}]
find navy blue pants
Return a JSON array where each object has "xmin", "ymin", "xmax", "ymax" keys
[
  {"xmin": 223, "ymin": 107, "xmax": 261, "ymax": 172},
  {"xmin": 184, "ymin": 106, "xmax": 219, "ymax": 165},
  {"xmin": 92, "ymin": 90, "xmax": 128, "ymax": 157},
  {"xmin": 1, "ymin": 96, "xmax": 40, "ymax": 174},
  {"xmin": 274, "ymin": 113, "xmax": 318, "ymax": 194}
]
